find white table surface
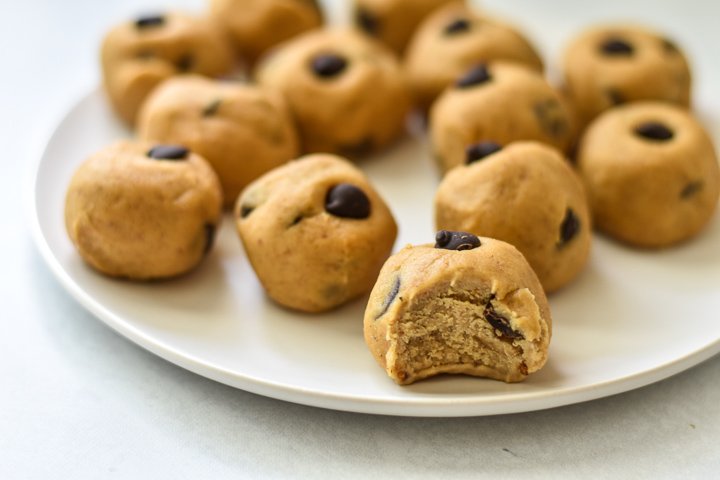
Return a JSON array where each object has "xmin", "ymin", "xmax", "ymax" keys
[{"xmin": 4, "ymin": 0, "xmax": 720, "ymax": 478}]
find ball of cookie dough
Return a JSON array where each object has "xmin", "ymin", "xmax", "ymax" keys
[
  {"xmin": 430, "ymin": 62, "xmax": 574, "ymax": 173},
  {"xmin": 577, "ymin": 102, "xmax": 719, "ymax": 248},
  {"xmin": 65, "ymin": 141, "xmax": 223, "ymax": 280},
  {"xmin": 209, "ymin": 0, "xmax": 323, "ymax": 65},
  {"xmin": 255, "ymin": 29, "xmax": 410, "ymax": 155},
  {"xmin": 138, "ymin": 76, "xmax": 299, "ymax": 208},
  {"xmin": 405, "ymin": 3, "xmax": 544, "ymax": 110},
  {"xmin": 435, "ymin": 142, "xmax": 592, "ymax": 293},
  {"xmin": 235, "ymin": 154, "xmax": 398, "ymax": 312},
  {"xmin": 364, "ymin": 231, "xmax": 552, "ymax": 385},
  {"xmin": 352, "ymin": 0, "xmax": 458, "ymax": 55},
  {"xmin": 100, "ymin": 12, "xmax": 235, "ymax": 126},
  {"xmin": 562, "ymin": 24, "xmax": 692, "ymax": 127}
]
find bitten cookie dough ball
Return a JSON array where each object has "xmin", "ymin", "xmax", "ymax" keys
[
  {"xmin": 430, "ymin": 62, "xmax": 573, "ymax": 173},
  {"xmin": 352, "ymin": 0, "xmax": 458, "ymax": 55},
  {"xmin": 138, "ymin": 76, "xmax": 299, "ymax": 208},
  {"xmin": 209, "ymin": 0, "xmax": 323, "ymax": 65},
  {"xmin": 364, "ymin": 231, "xmax": 552, "ymax": 385},
  {"xmin": 435, "ymin": 142, "xmax": 591, "ymax": 293},
  {"xmin": 577, "ymin": 102, "xmax": 719, "ymax": 248},
  {"xmin": 562, "ymin": 24, "xmax": 692, "ymax": 127},
  {"xmin": 101, "ymin": 12, "xmax": 235, "ymax": 126},
  {"xmin": 65, "ymin": 141, "xmax": 223, "ymax": 280},
  {"xmin": 405, "ymin": 3, "xmax": 543, "ymax": 110},
  {"xmin": 255, "ymin": 29, "xmax": 410, "ymax": 155},
  {"xmin": 235, "ymin": 154, "xmax": 398, "ymax": 312}
]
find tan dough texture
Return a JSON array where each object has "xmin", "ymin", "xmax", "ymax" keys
[
  {"xmin": 435, "ymin": 142, "xmax": 592, "ymax": 293},
  {"xmin": 255, "ymin": 28, "xmax": 410, "ymax": 155},
  {"xmin": 100, "ymin": 12, "xmax": 235, "ymax": 126},
  {"xmin": 209, "ymin": 0, "xmax": 323, "ymax": 65},
  {"xmin": 235, "ymin": 154, "xmax": 398, "ymax": 313},
  {"xmin": 562, "ymin": 24, "xmax": 692, "ymax": 127},
  {"xmin": 351, "ymin": 0, "xmax": 459, "ymax": 55},
  {"xmin": 430, "ymin": 62, "xmax": 574, "ymax": 173},
  {"xmin": 138, "ymin": 76, "xmax": 299, "ymax": 208},
  {"xmin": 65, "ymin": 140, "xmax": 223, "ymax": 280},
  {"xmin": 364, "ymin": 238, "xmax": 552, "ymax": 385},
  {"xmin": 577, "ymin": 102, "xmax": 719, "ymax": 248},
  {"xmin": 404, "ymin": 2, "xmax": 543, "ymax": 110}
]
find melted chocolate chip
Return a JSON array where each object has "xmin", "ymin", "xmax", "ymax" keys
[
  {"xmin": 634, "ymin": 122, "xmax": 674, "ymax": 141},
  {"xmin": 444, "ymin": 18, "xmax": 471, "ymax": 35},
  {"xmin": 456, "ymin": 64, "xmax": 491, "ymax": 88},
  {"xmin": 465, "ymin": 141, "xmax": 502, "ymax": 164},
  {"xmin": 325, "ymin": 184, "xmax": 371, "ymax": 219},
  {"xmin": 202, "ymin": 98, "xmax": 222, "ymax": 117},
  {"xmin": 434, "ymin": 230, "xmax": 481, "ymax": 251},
  {"xmin": 311, "ymin": 54, "xmax": 348, "ymax": 78},
  {"xmin": 484, "ymin": 304, "xmax": 524, "ymax": 340},
  {"xmin": 558, "ymin": 208, "xmax": 580, "ymax": 248},
  {"xmin": 176, "ymin": 54, "xmax": 194, "ymax": 72},
  {"xmin": 355, "ymin": 7, "xmax": 379, "ymax": 35},
  {"xmin": 135, "ymin": 15, "xmax": 165, "ymax": 29},
  {"xmin": 600, "ymin": 38, "xmax": 634, "ymax": 56},
  {"xmin": 239, "ymin": 205, "xmax": 254, "ymax": 218},
  {"xmin": 147, "ymin": 145, "xmax": 189, "ymax": 160},
  {"xmin": 203, "ymin": 224, "xmax": 216, "ymax": 255},
  {"xmin": 681, "ymin": 181, "xmax": 703, "ymax": 199},
  {"xmin": 375, "ymin": 276, "xmax": 401, "ymax": 320}
]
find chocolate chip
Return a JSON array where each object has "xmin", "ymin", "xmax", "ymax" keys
[
  {"xmin": 444, "ymin": 18, "xmax": 471, "ymax": 35},
  {"xmin": 311, "ymin": 54, "xmax": 348, "ymax": 78},
  {"xmin": 434, "ymin": 230, "xmax": 481, "ymax": 251},
  {"xmin": 147, "ymin": 145, "xmax": 189, "ymax": 160},
  {"xmin": 325, "ymin": 184, "xmax": 371, "ymax": 219},
  {"xmin": 533, "ymin": 98, "xmax": 569, "ymax": 138},
  {"xmin": 456, "ymin": 64, "xmax": 491, "ymax": 88},
  {"xmin": 681, "ymin": 181, "xmax": 703, "ymax": 199},
  {"xmin": 176, "ymin": 54, "xmax": 194, "ymax": 72},
  {"xmin": 355, "ymin": 7, "xmax": 379, "ymax": 35},
  {"xmin": 600, "ymin": 38, "xmax": 634, "ymax": 56},
  {"xmin": 239, "ymin": 205, "xmax": 254, "ymax": 218},
  {"xmin": 203, "ymin": 224, "xmax": 216, "ymax": 255},
  {"xmin": 135, "ymin": 14, "xmax": 165, "ymax": 29},
  {"xmin": 202, "ymin": 98, "xmax": 222, "ymax": 117},
  {"xmin": 558, "ymin": 208, "xmax": 580, "ymax": 248},
  {"xmin": 634, "ymin": 122, "xmax": 674, "ymax": 141},
  {"xmin": 290, "ymin": 215, "xmax": 304, "ymax": 227},
  {"xmin": 465, "ymin": 141, "xmax": 502, "ymax": 164},
  {"xmin": 484, "ymin": 303, "xmax": 524, "ymax": 340},
  {"xmin": 375, "ymin": 276, "xmax": 401, "ymax": 320}
]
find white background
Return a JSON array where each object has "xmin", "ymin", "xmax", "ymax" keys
[{"xmin": 4, "ymin": 0, "xmax": 720, "ymax": 478}]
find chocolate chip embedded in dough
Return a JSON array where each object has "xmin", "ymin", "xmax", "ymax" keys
[
  {"xmin": 484, "ymin": 303, "xmax": 524, "ymax": 340},
  {"xmin": 239, "ymin": 205, "xmax": 255, "ymax": 218},
  {"xmin": 434, "ymin": 230, "xmax": 481, "ymax": 251},
  {"xmin": 325, "ymin": 184, "xmax": 371, "ymax": 219},
  {"xmin": 147, "ymin": 145, "xmax": 189, "ymax": 160},
  {"xmin": 202, "ymin": 98, "xmax": 222, "ymax": 117},
  {"xmin": 135, "ymin": 15, "xmax": 165, "ymax": 29},
  {"xmin": 681, "ymin": 181, "xmax": 703, "ymax": 199},
  {"xmin": 600, "ymin": 38, "xmax": 634, "ymax": 56},
  {"xmin": 634, "ymin": 122, "xmax": 674, "ymax": 141},
  {"xmin": 455, "ymin": 64, "xmax": 491, "ymax": 88},
  {"xmin": 558, "ymin": 208, "xmax": 580, "ymax": 248},
  {"xmin": 311, "ymin": 54, "xmax": 348, "ymax": 78},
  {"xmin": 444, "ymin": 18, "xmax": 471, "ymax": 36},
  {"xmin": 375, "ymin": 276, "xmax": 401, "ymax": 320},
  {"xmin": 465, "ymin": 141, "xmax": 502, "ymax": 164}
]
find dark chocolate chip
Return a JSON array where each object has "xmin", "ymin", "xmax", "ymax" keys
[
  {"xmin": 533, "ymin": 98, "xmax": 569, "ymax": 138},
  {"xmin": 203, "ymin": 224, "xmax": 216, "ymax": 255},
  {"xmin": 465, "ymin": 141, "xmax": 502, "ymax": 164},
  {"xmin": 311, "ymin": 54, "xmax": 348, "ymax": 78},
  {"xmin": 456, "ymin": 64, "xmax": 491, "ymax": 88},
  {"xmin": 375, "ymin": 276, "xmax": 401, "ymax": 320},
  {"xmin": 434, "ymin": 230, "xmax": 481, "ymax": 251},
  {"xmin": 606, "ymin": 88, "xmax": 625, "ymax": 106},
  {"xmin": 135, "ymin": 14, "xmax": 165, "ymax": 29},
  {"xmin": 558, "ymin": 208, "xmax": 580, "ymax": 248},
  {"xmin": 355, "ymin": 7, "xmax": 379, "ymax": 35},
  {"xmin": 484, "ymin": 303, "xmax": 523, "ymax": 340},
  {"xmin": 147, "ymin": 145, "xmax": 189, "ymax": 160},
  {"xmin": 681, "ymin": 181, "xmax": 703, "ymax": 199},
  {"xmin": 444, "ymin": 18, "xmax": 471, "ymax": 35},
  {"xmin": 176, "ymin": 54, "xmax": 194, "ymax": 72},
  {"xmin": 634, "ymin": 122, "xmax": 674, "ymax": 141},
  {"xmin": 290, "ymin": 215, "xmax": 303, "ymax": 227},
  {"xmin": 600, "ymin": 38, "xmax": 634, "ymax": 56},
  {"xmin": 239, "ymin": 205, "xmax": 254, "ymax": 218},
  {"xmin": 202, "ymin": 98, "xmax": 222, "ymax": 117},
  {"xmin": 325, "ymin": 184, "xmax": 371, "ymax": 219}
]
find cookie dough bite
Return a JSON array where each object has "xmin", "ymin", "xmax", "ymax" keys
[
  {"xmin": 435, "ymin": 142, "xmax": 591, "ymax": 293},
  {"xmin": 235, "ymin": 154, "xmax": 398, "ymax": 313},
  {"xmin": 364, "ymin": 231, "xmax": 552, "ymax": 385},
  {"xmin": 65, "ymin": 141, "xmax": 223, "ymax": 280},
  {"xmin": 351, "ymin": 0, "xmax": 459, "ymax": 55},
  {"xmin": 562, "ymin": 24, "xmax": 692, "ymax": 127},
  {"xmin": 209, "ymin": 0, "xmax": 323, "ymax": 65},
  {"xmin": 430, "ymin": 62, "xmax": 573, "ymax": 173},
  {"xmin": 404, "ymin": 2, "xmax": 543, "ymax": 110},
  {"xmin": 101, "ymin": 12, "xmax": 235, "ymax": 126},
  {"xmin": 255, "ymin": 29, "xmax": 410, "ymax": 156},
  {"xmin": 138, "ymin": 76, "xmax": 299, "ymax": 208},
  {"xmin": 577, "ymin": 102, "xmax": 719, "ymax": 248}
]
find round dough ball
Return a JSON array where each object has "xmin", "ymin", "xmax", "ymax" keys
[
  {"xmin": 255, "ymin": 28, "xmax": 410, "ymax": 155},
  {"xmin": 138, "ymin": 76, "xmax": 299, "ymax": 208},
  {"xmin": 351, "ymin": 0, "xmax": 458, "ymax": 55},
  {"xmin": 562, "ymin": 24, "xmax": 692, "ymax": 127},
  {"xmin": 235, "ymin": 154, "xmax": 398, "ymax": 312},
  {"xmin": 435, "ymin": 141, "xmax": 592, "ymax": 293},
  {"xmin": 577, "ymin": 102, "xmax": 719, "ymax": 248},
  {"xmin": 100, "ymin": 12, "xmax": 235, "ymax": 126},
  {"xmin": 209, "ymin": 0, "xmax": 323, "ymax": 65},
  {"xmin": 364, "ymin": 232, "xmax": 551, "ymax": 385},
  {"xmin": 65, "ymin": 141, "xmax": 223, "ymax": 280},
  {"xmin": 405, "ymin": 3, "xmax": 543, "ymax": 110},
  {"xmin": 430, "ymin": 62, "xmax": 574, "ymax": 173}
]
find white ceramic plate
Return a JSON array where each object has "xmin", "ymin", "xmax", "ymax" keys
[{"xmin": 31, "ymin": 88, "xmax": 720, "ymax": 417}]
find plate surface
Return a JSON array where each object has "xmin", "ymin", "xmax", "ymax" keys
[{"xmin": 31, "ymin": 88, "xmax": 720, "ymax": 417}]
